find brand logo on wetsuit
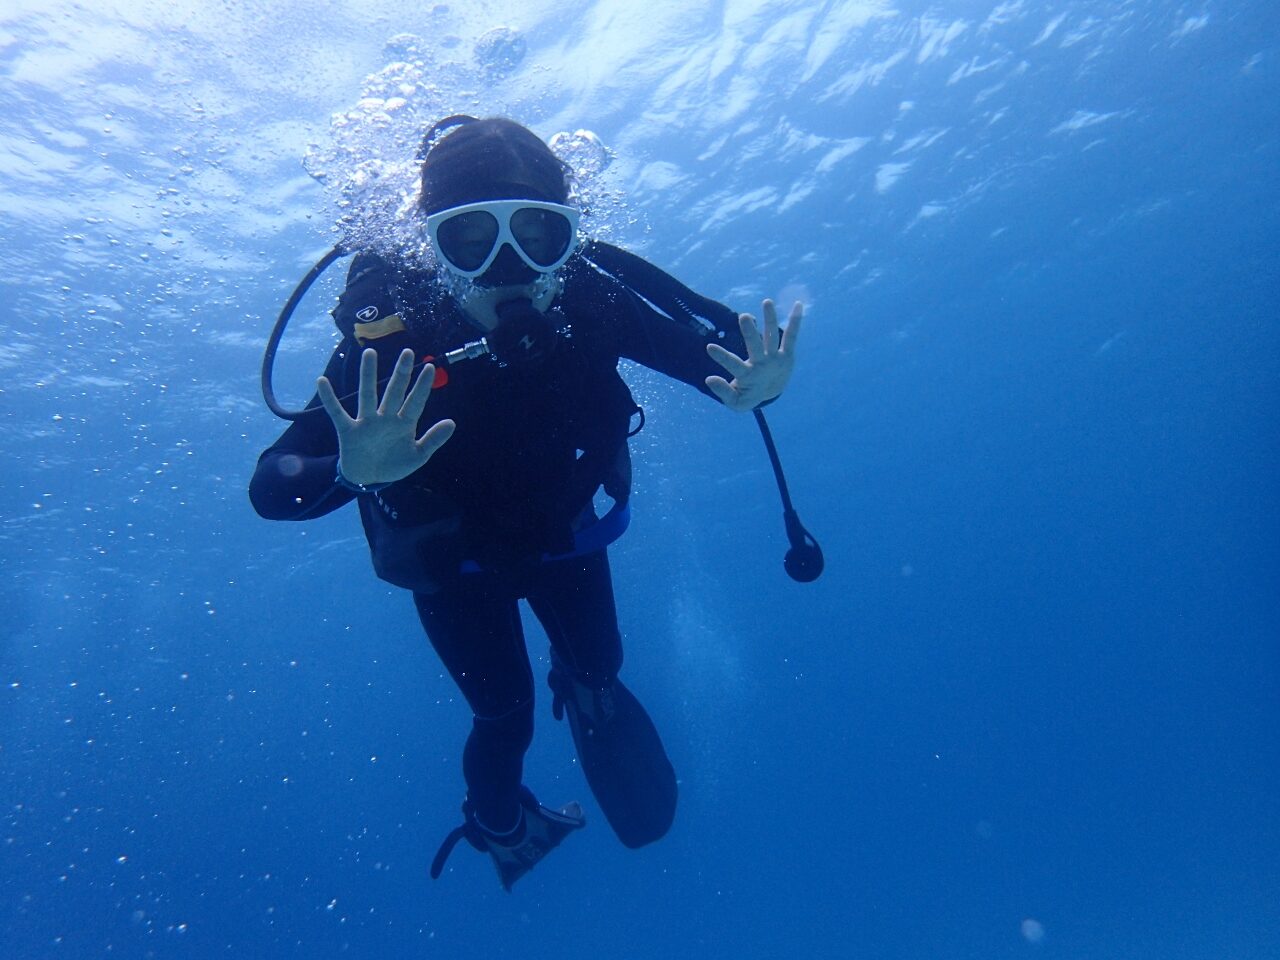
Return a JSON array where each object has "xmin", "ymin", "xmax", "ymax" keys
[{"xmin": 356, "ymin": 305, "xmax": 380, "ymax": 321}]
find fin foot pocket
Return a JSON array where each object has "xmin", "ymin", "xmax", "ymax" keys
[{"xmin": 430, "ymin": 786, "xmax": 585, "ymax": 891}]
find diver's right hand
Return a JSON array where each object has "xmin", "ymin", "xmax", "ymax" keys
[{"xmin": 316, "ymin": 347, "xmax": 456, "ymax": 487}]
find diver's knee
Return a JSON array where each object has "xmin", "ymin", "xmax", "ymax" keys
[{"xmin": 471, "ymin": 698, "xmax": 535, "ymax": 750}]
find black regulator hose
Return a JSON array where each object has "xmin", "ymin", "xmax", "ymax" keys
[
  {"xmin": 753, "ymin": 409, "xmax": 825, "ymax": 583},
  {"xmin": 261, "ymin": 243, "xmax": 347, "ymax": 421}
]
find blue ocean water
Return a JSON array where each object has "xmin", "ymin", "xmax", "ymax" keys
[{"xmin": 2, "ymin": 1, "xmax": 1277, "ymax": 957}]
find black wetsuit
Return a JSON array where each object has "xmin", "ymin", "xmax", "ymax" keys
[{"xmin": 249, "ymin": 249, "xmax": 745, "ymax": 836}]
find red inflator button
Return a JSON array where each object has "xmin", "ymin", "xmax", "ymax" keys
[{"xmin": 422, "ymin": 356, "xmax": 449, "ymax": 388}]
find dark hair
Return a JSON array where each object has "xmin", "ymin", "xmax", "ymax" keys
[{"xmin": 418, "ymin": 116, "xmax": 571, "ymax": 214}]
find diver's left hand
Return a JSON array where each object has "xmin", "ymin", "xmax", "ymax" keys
[{"xmin": 706, "ymin": 299, "xmax": 803, "ymax": 411}]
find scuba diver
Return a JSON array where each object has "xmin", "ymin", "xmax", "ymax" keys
[{"xmin": 249, "ymin": 116, "xmax": 805, "ymax": 891}]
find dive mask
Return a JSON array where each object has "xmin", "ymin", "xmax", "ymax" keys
[{"xmin": 424, "ymin": 199, "xmax": 580, "ymax": 280}]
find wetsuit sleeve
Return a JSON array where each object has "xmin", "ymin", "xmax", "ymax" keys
[
  {"xmin": 249, "ymin": 344, "xmax": 355, "ymax": 521},
  {"xmin": 612, "ymin": 284, "xmax": 751, "ymax": 400}
]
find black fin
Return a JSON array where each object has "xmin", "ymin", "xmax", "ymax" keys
[{"xmin": 549, "ymin": 659, "xmax": 677, "ymax": 848}]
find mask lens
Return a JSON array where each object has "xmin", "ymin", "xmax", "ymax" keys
[
  {"xmin": 436, "ymin": 210, "xmax": 500, "ymax": 272},
  {"xmin": 511, "ymin": 207, "xmax": 574, "ymax": 268}
]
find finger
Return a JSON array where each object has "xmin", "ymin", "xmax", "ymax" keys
[
  {"xmin": 401, "ymin": 362, "xmax": 437, "ymax": 422},
  {"xmin": 738, "ymin": 312, "xmax": 765, "ymax": 360},
  {"xmin": 356, "ymin": 348, "xmax": 379, "ymax": 420},
  {"xmin": 707, "ymin": 342, "xmax": 751, "ymax": 378},
  {"xmin": 316, "ymin": 376, "xmax": 354, "ymax": 431},
  {"xmin": 779, "ymin": 301, "xmax": 804, "ymax": 354},
  {"xmin": 414, "ymin": 418, "xmax": 456, "ymax": 461},
  {"xmin": 761, "ymin": 299, "xmax": 779, "ymax": 356},
  {"xmin": 704, "ymin": 375, "xmax": 740, "ymax": 407},
  {"xmin": 379, "ymin": 348, "xmax": 416, "ymax": 416}
]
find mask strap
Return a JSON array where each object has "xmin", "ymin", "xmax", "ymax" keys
[{"xmin": 417, "ymin": 115, "xmax": 479, "ymax": 160}]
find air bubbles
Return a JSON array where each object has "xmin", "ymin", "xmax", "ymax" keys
[
  {"xmin": 475, "ymin": 27, "xmax": 526, "ymax": 77},
  {"xmin": 307, "ymin": 26, "xmax": 598, "ymax": 259},
  {"xmin": 549, "ymin": 129, "xmax": 613, "ymax": 181},
  {"xmin": 383, "ymin": 33, "xmax": 425, "ymax": 61},
  {"xmin": 303, "ymin": 37, "xmax": 455, "ymax": 261},
  {"xmin": 547, "ymin": 130, "xmax": 635, "ymax": 240},
  {"xmin": 1020, "ymin": 918, "xmax": 1045, "ymax": 943}
]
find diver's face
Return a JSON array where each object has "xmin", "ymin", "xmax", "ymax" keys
[
  {"xmin": 423, "ymin": 195, "xmax": 576, "ymax": 328},
  {"xmin": 433, "ymin": 231, "xmax": 543, "ymax": 331}
]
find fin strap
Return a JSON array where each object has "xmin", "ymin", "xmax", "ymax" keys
[{"xmin": 430, "ymin": 824, "xmax": 476, "ymax": 879}]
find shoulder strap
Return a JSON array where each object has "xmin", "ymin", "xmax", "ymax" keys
[{"xmin": 331, "ymin": 251, "xmax": 402, "ymax": 341}]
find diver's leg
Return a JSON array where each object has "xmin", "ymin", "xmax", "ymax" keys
[
  {"xmin": 413, "ymin": 579, "xmax": 534, "ymax": 835},
  {"xmin": 527, "ymin": 550, "xmax": 677, "ymax": 848},
  {"xmin": 526, "ymin": 549, "xmax": 623, "ymax": 683}
]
